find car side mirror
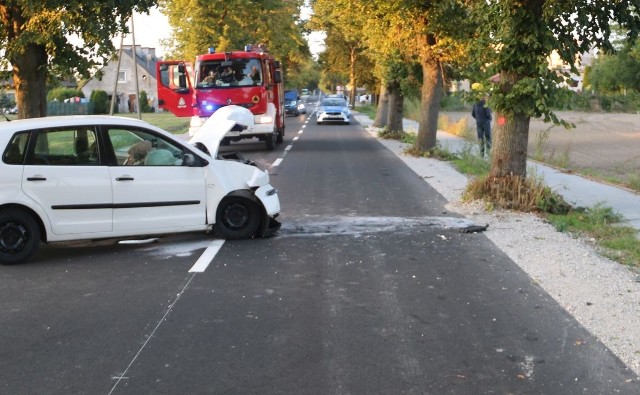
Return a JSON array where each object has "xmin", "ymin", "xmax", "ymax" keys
[{"xmin": 182, "ymin": 153, "xmax": 196, "ymax": 166}]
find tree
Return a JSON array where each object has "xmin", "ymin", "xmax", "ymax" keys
[
  {"xmin": 90, "ymin": 90, "xmax": 109, "ymax": 115},
  {"xmin": 469, "ymin": 0, "xmax": 640, "ymax": 179},
  {"xmin": 588, "ymin": 45, "xmax": 640, "ymax": 94},
  {"xmin": 0, "ymin": 1, "xmax": 156, "ymax": 119},
  {"xmin": 161, "ymin": 0, "xmax": 310, "ymax": 77},
  {"xmin": 311, "ymin": 0, "xmax": 372, "ymax": 107}
]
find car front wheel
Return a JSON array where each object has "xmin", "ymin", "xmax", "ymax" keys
[
  {"xmin": 0, "ymin": 209, "xmax": 41, "ymax": 265},
  {"xmin": 214, "ymin": 196, "xmax": 261, "ymax": 240}
]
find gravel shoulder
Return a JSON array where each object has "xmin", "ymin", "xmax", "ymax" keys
[{"xmin": 359, "ymin": 117, "xmax": 640, "ymax": 378}]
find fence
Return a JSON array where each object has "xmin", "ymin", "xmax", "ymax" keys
[{"xmin": 47, "ymin": 101, "xmax": 94, "ymax": 116}]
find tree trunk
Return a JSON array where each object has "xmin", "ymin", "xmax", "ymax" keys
[
  {"xmin": 490, "ymin": 111, "xmax": 531, "ymax": 177},
  {"xmin": 349, "ymin": 46, "xmax": 357, "ymax": 108},
  {"xmin": 386, "ymin": 80, "xmax": 403, "ymax": 133},
  {"xmin": 373, "ymin": 82, "xmax": 389, "ymax": 128},
  {"xmin": 416, "ymin": 57, "xmax": 442, "ymax": 151},
  {"xmin": 11, "ymin": 43, "xmax": 48, "ymax": 118}
]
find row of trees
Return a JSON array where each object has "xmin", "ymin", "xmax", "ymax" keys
[
  {"xmin": 0, "ymin": 1, "xmax": 318, "ymax": 121},
  {"xmin": 310, "ymin": 0, "xmax": 640, "ymax": 183},
  {"xmin": 3, "ymin": 0, "xmax": 639, "ymax": 185}
]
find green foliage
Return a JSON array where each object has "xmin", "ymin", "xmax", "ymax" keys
[
  {"xmin": 1, "ymin": 1, "xmax": 155, "ymax": 79},
  {"xmin": 588, "ymin": 43, "xmax": 640, "ymax": 94},
  {"xmin": 440, "ymin": 93, "xmax": 470, "ymax": 111},
  {"xmin": 451, "ymin": 143, "xmax": 491, "ymax": 177},
  {"xmin": 548, "ymin": 203, "xmax": 640, "ymax": 267},
  {"xmin": 90, "ymin": 90, "xmax": 109, "ymax": 115},
  {"xmin": 162, "ymin": 0, "xmax": 309, "ymax": 72},
  {"xmin": 0, "ymin": 91, "xmax": 14, "ymax": 109},
  {"xmin": 1, "ymin": 1, "xmax": 155, "ymax": 118},
  {"xmin": 47, "ymin": 88, "xmax": 84, "ymax": 103},
  {"xmin": 285, "ymin": 59, "xmax": 322, "ymax": 91},
  {"xmin": 139, "ymin": 90, "xmax": 152, "ymax": 113}
]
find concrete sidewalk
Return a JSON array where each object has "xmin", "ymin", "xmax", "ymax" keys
[{"xmin": 354, "ymin": 113, "xmax": 640, "ymax": 231}]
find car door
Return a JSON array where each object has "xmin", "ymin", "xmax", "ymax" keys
[
  {"xmin": 21, "ymin": 126, "xmax": 113, "ymax": 235},
  {"xmin": 104, "ymin": 126, "xmax": 207, "ymax": 233}
]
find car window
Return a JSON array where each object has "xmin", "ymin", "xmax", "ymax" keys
[
  {"xmin": 28, "ymin": 127, "xmax": 98, "ymax": 166},
  {"xmin": 322, "ymin": 99, "xmax": 347, "ymax": 107},
  {"xmin": 106, "ymin": 127, "xmax": 185, "ymax": 166},
  {"xmin": 2, "ymin": 132, "xmax": 29, "ymax": 165}
]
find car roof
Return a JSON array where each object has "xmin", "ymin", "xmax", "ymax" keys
[{"xmin": 0, "ymin": 115, "xmax": 160, "ymax": 144}]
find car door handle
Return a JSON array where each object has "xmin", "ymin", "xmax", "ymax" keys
[
  {"xmin": 115, "ymin": 176, "xmax": 134, "ymax": 181},
  {"xmin": 26, "ymin": 176, "xmax": 47, "ymax": 181}
]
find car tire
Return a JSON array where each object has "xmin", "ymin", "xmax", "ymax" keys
[
  {"xmin": 214, "ymin": 196, "xmax": 261, "ymax": 240},
  {"xmin": 0, "ymin": 209, "xmax": 41, "ymax": 265},
  {"xmin": 265, "ymin": 130, "xmax": 276, "ymax": 150}
]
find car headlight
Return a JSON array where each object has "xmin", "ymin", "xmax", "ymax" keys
[{"xmin": 290, "ymin": 100, "xmax": 297, "ymax": 106}]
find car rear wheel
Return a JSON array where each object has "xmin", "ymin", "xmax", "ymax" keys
[
  {"xmin": 0, "ymin": 209, "xmax": 40, "ymax": 265},
  {"xmin": 214, "ymin": 196, "xmax": 261, "ymax": 240}
]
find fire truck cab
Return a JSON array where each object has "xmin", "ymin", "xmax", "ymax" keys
[{"xmin": 156, "ymin": 44, "xmax": 285, "ymax": 150}]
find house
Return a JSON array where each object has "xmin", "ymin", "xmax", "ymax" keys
[{"xmin": 81, "ymin": 45, "xmax": 160, "ymax": 113}]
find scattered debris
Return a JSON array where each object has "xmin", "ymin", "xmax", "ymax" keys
[{"xmin": 460, "ymin": 224, "xmax": 489, "ymax": 233}]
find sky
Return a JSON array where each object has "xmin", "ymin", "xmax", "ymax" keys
[{"xmin": 121, "ymin": 6, "xmax": 325, "ymax": 59}]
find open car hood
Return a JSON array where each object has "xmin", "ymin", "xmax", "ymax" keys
[{"xmin": 188, "ymin": 105, "xmax": 255, "ymax": 158}]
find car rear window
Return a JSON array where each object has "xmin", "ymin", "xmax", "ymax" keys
[{"xmin": 2, "ymin": 132, "xmax": 29, "ymax": 165}]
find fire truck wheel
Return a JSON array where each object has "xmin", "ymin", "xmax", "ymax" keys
[
  {"xmin": 276, "ymin": 128, "xmax": 284, "ymax": 143},
  {"xmin": 265, "ymin": 131, "xmax": 276, "ymax": 150}
]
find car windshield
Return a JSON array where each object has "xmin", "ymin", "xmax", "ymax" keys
[
  {"xmin": 197, "ymin": 58, "xmax": 263, "ymax": 88},
  {"xmin": 322, "ymin": 98, "xmax": 347, "ymax": 107}
]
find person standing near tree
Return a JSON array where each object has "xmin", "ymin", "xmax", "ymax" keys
[{"xmin": 471, "ymin": 97, "xmax": 492, "ymax": 157}]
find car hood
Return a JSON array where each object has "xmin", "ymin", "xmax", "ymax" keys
[
  {"xmin": 188, "ymin": 105, "xmax": 255, "ymax": 158},
  {"xmin": 320, "ymin": 105, "xmax": 348, "ymax": 112}
]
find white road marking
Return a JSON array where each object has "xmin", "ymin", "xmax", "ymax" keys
[
  {"xmin": 272, "ymin": 158, "xmax": 284, "ymax": 167},
  {"xmin": 298, "ymin": 130, "xmax": 304, "ymax": 134},
  {"xmin": 189, "ymin": 239, "xmax": 225, "ymax": 272},
  {"xmin": 285, "ymin": 145, "xmax": 293, "ymax": 151},
  {"xmin": 293, "ymin": 136, "xmax": 299, "ymax": 141}
]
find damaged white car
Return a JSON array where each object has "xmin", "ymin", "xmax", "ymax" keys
[{"xmin": 0, "ymin": 106, "xmax": 280, "ymax": 265}]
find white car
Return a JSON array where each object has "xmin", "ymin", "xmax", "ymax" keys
[
  {"xmin": 0, "ymin": 106, "xmax": 281, "ymax": 265},
  {"xmin": 316, "ymin": 97, "xmax": 350, "ymax": 125}
]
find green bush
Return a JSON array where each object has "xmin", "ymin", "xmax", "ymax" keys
[
  {"xmin": 564, "ymin": 91, "xmax": 640, "ymax": 112},
  {"xmin": 48, "ymin": 87, "xmax": 84, "ymax": 102},
  {"xmin": 139, "ymin": 90, "xmax": 152, "ymax": 113},
  {"xmin": 440, "ymin": 93, "xmax": 470, "ymax": 111},
  {"xmin": 90, "ymin": 90, "xmax": 109, "ymax": 114}
]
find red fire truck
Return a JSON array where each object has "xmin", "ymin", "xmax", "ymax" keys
[{"xmin": 156, "ymin": 44, "xmax": 285, "ymax": 150}]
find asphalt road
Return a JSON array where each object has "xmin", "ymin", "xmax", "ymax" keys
[{"xmin": 1, "ymin": 106, "xmax": 639, "ymax": 394}]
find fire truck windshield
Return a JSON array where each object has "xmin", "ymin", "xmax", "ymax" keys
[{"xmin": 197, "ymin": 58, "xmax": 263, "ymax": 88}]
